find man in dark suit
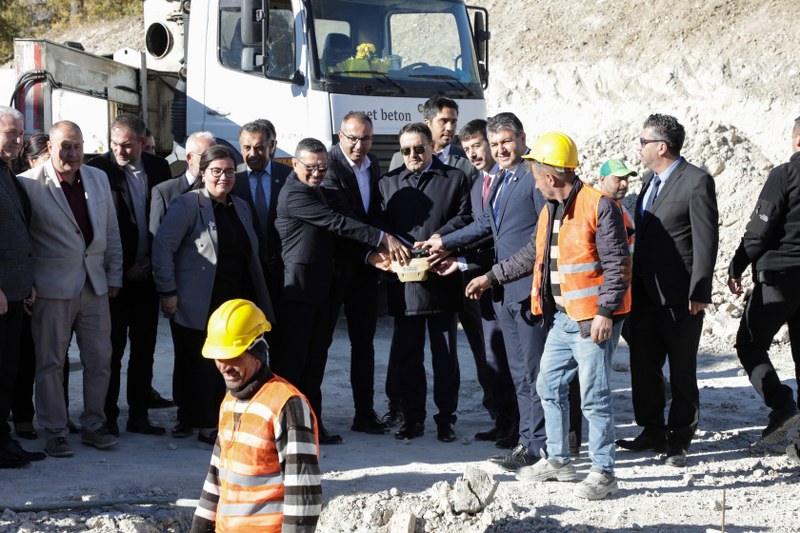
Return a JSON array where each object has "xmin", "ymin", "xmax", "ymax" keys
[
  {"xmin": 275, "ymin": 138, "xmax": 396, "ymax": 444},
  {"xmin": 233, "ymin": 120, "xmax": 292, "ymax": 304},
  {"xmin": 380, "ymin": 122, "xmax": 472, "ymax": 443},
  {"xmin": 424, "ymin": 113, "xmax": 549, "ymax": 469},
  {"xmin": 0, "ymin": 106, "xmax": 44, "ymax": 468},
  {"xmin": 87, "ymin": 113, "xmax": 170, "ymax": 436},
  {"xmin": 321, "ymin": 111, "xmax": 395, "ymax": 434},
  {"xmin": 617, "ymin": 114, "xmax": 719, "ymax": 468},
  {"xmin": 149, "ymin": 131, "xmax": 216, "ymax": 235},
  {"xmin": 148, "ymin": 130, "xmax": 216, "ymax": 438}
]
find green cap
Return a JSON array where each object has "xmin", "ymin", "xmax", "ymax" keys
[{"xmin": 599, "ymin": 159, "xmax": 637, "ymax": 178}]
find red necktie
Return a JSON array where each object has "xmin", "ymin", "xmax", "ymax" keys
[{"xmin": 481, "ymin": 172, "xmax": 492, "ymax": 208}]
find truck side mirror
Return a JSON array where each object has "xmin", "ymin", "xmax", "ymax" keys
[
  {"xmin": 469, "ymin": 7, "xmax": 490, "ymax": 88},
  {"xmin": 241, "ymin": 0, "xmax": 265, "ymax": 47}
]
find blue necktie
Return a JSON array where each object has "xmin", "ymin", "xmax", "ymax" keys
[
  {"xmin": 492, "ymin": 170, "xmax": 510, "ymax": 221},
  {"xmin": 642, "ymin": 175, "xmax": 661, "ymax": 215}
]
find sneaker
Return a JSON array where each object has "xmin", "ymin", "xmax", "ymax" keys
[
  {"xmin": 45, "ymin": 437, "xmax": 75, "ymax": 458},
  {"xmin": 762, "ymin": 404, "xmax": 800, "ymax": 444},
  {"xmin": 81, "ymin": 427, "xmax": 118, "ymax": 450},
  {"xmin": 515, "ymin": 450, "xmax": 577, "ymax": 482},
  {"xmin": 574, "ymin": 469, "xmax": 619, "ymax": 500},
  {"xmin": 489, "ymin": 444, "xmax": 539, "ymax": 471},
  {"xmin": 786, "ymin": 442, "xmax": 800, "ymax": 466}
]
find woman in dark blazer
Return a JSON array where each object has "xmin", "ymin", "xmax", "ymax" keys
[{"xmin": 152, "ymin": 145, "xmax": 274, "ymax": 445}]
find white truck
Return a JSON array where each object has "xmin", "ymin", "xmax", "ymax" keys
[{"xmin": 9, "ymin": 0, "xmax": 490, "ymax": 170}]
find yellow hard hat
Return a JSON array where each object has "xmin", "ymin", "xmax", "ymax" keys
[
  {"xmin": 202, "ymin": 299, "xmax": 272, "ymax": 360},
  {"xmin": 523, "ymin": 131, "xmax": 579, "ymax": 169}
]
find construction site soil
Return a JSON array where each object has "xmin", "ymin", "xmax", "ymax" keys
[{"xmin": 2, "ymin": 2, "xmax": 800, "ymax": 531}]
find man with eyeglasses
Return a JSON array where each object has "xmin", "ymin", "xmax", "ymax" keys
[
  {"xmin": 275, "ymin": 138, "xmax": 399, "ymax": 445},
  {"xmin": 233, "ymin": 120, "xmax": 292, "ymax": 317},
  {"xmin": 87, "ymin": 113, "xmax": 171, "ymax": 438},
  {"xmin": 617, "ymin": 114, "xmax": 719, "ymax": 468},
  {"xmin": 320, "ymin": 111, "xmax": 400, "ymax": 435},
  {"xmin": 0, "ymin": 106, "xmax": 45, "ymax": 468},
  {"xmin": 148, "ymin": 130, "xmax": 216, "ymax": 438},
  {"xmin": 379, "ymin": 122, "xmax": 472, "ymax": 443}
]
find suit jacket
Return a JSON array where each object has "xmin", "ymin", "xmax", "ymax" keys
[
  {"xmin": 232, "ymin": 160, "xmax": 291, "ymax": 267},
  {"xmin": 633, "ymin": 158, "xmax": 719, "ymax": 306},
  {"xmin": 19, "ymin": 160, "xmax": 123, "ymax": 299},
  {"xmin": 86, "ymin": 151, "xmax": 170, "ymax": 272},
  {"xmin": 0, "ymin": 161, "xmax": 33, "ymax": 301},
  {"xmin": 276, "ymin": 173, "xmax": 383, "ymax": 305},
  {"xmin": 321, "ymin": 144, "xmax": 383, "ymax": 269},
  {"xmin": 441, "ymin": 160, "xmax": 546, "ymax": 304},
  {"xmin": 152, "ymin": 188, "xmax": 273, "ymax": 330},
  {"xmin": 149, "ymin": 172, "xmax": 195, "ymax": 237},
  {"xmin": 389, "ymin": 143, "xmax": 478, "ymax": 183},
  {"xmin": 378, "ymin": 158, "xmax": 472, "ymax": 315},
  {"xmin": 460, "ymin": 170, "xmax": 497, "ymax": 278}
]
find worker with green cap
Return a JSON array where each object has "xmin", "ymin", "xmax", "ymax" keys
[
  {"xmin": 597, "ymin": 159, "xmax": 637, "ymax": 253},
  {"xmin": 191, "ymin": 299, "xmax": 321, "ymax": 533}
]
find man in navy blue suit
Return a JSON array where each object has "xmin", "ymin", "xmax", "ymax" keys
[{"xmin": 421, "ymin": 113, "xmax": 548, "ymax": 470}]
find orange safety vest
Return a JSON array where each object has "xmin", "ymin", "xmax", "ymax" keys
[
  {"xmin": 531, "ymin": 184, "xmax": 631, "ymax": 321},
  {"xmin": 216, "ymin": 376, "xmax": 317, "ymax": 533}
]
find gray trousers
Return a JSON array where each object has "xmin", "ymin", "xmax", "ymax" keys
[{"xmin": 33, "ymin": 284, "xmax": 112, "ymax": 438}]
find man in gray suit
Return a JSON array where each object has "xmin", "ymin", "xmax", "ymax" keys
[
  {"xmin": 19, "ymin": 121, "xmax": 124, "ymax": 458},
  {"xmin": 617, "ymin": 114, "xmax": 719, "ymax": 468},
  {"xmin": 0, "ymin": 106, "xmax": 45, "ymax": 468}
]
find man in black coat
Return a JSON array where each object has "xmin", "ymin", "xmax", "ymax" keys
[
  {"xmin": 86, "ymin": 113, "xmax": 170, "ymax": 436},
  {"xmin": 618, "ymin": 114, "xmax": 719, "ymax": 467},
  {"xmin": 379, "ymin": 122, "xmax": 472, "ymax": 443},
  {"xmin": 274, "ymin": 138, "xmax": 397, "ymax": 444},
  {"xmin": 321, "ymin": 111, "xmax": 395, "ymax": 434}
]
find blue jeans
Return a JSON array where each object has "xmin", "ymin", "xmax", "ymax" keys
[{"xmin": 537, "ymin": 311, "xmax": 622, "ymax": 473}]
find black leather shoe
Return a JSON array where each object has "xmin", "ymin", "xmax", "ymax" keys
[
  {"xmin": 762, "ymin": 405, "xmax": 800, "ymax": 444},
  {"xmin": 475, "ymin": 425, "xmax": 512, "ymax": 441},
  {"xmin": 0, "ymin": 448, "xmax": 29, "ymax": 469},
  {"xmin": 437, "ymin": 422, "xmax": 456, "ymax": 443},
  {"xmin": 351, "ymin": 411, "xmax": 389, "ymax": 434},
  {"xmin": 127, "ymin": 418, "xmax": 166, "ymax": 435},
  {"xmin": 665, "ymin": 444, "xmax": 688, "ymax": 467},
  {"xmin": 148, "ymin": 388, "xmax": 176, "ymax": 409},
  {"xmin": 105, "ymin": 420, "xmax": 120, "ymax": 437},
  {"xmin": 495, "ymin": 432, "xmax": 519, "ymax": 449},
  {"xmin": 395, "ymin": 422, "xmax": 424, "ymax": 440},
  {"xmin": 615, "ymin": 432, "xmax": 667, "ymax": 453},
  {"xmin": 381, "ymin": 408, "xmax": 405, "ymax": 428},
  {"xmin": 171, "ymin": 422, "xmax": 193, "ymax": 438},
  {"xmin": 319, "ymin": 426, "xmax": 343, "ymax": 445},
  {"xmin": 197, "ymin": 429, "xmax": 218, "ymax": 447},
  {"xmin": 488, "ymin": 444, "xmax": 539, "ymax": 471},
  {"xmin": 3, "ymin": 439, "xmax": 46, "ymax": 462}
]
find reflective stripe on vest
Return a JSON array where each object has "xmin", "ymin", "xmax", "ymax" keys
[
  {"xmin": 216, "ymin": 376, "xmax": 310, "ymax": 533},
  {"xmin": 532, "ymin": 183, "xmax": 631, "ymax": 321}
]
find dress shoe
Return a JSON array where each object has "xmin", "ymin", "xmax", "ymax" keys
[
  {"xmin": 437, "ymin": 422, "xmax": 456, "ymax": 443},
  {"xmin": 489, "ymin": 444, "xmax": 539, "ymax": 471},
  {"xmin": 148, "ymin": 388, "xmax": 176, "ymax": 409},
  {"xmin": 475, "ymin": 425, "xmax": 512, "ymax": 441},
  {"xmin": 664, "ymin": 445, "xmax": 688, "ymax": 467},
  {"xmin": 197, "ymin": 429, "xmax": 218, "ymax": 447},
  {"xmin": 381, "ymin": 407, "xmax": 404, "ymax": 428},
  {"xmin": 351, "ymin": 411, "xmax": 389, "ymax": 434},
  {"xmin": 615, "ymin": 432, "xmax": 667, "ymax": 453},
  {"xmin": 126, "ymin": 418, "xmax": 166, "ymax": 435},
  {"xmin": 762, "ymin": 404, "xmax": 800, "ymax": 444},
  {"xmin": 495, "ymin": 432, "xmax": 519, "ymax": 449},
  {"xmin": 45, "ymin": 437, "xmax": 74, "ymax": 458},
  {"xmin": 171, "ymin": 422, "xmax": 194, "ymax": 438},
  {"xmin": 394, "ymin": 421, "xmax": 425, "ymax": 440},
  {"xmin": 14, "ymin": 422, "xmax": 37, "ymax": 441},
  {"xmin": 3, "ymin": 439, "xmax": 46, "ymax": 462},
  {"xmin": 104, "ymin": 420, "xmax": 120, "ymax": 437},
  {"xmin": 0, "ymin": 448, "xmax": 29, "ymax": 468},
  {"xmin": 319, "ymin": 426, "xmax": 343, "ymax": 445}
]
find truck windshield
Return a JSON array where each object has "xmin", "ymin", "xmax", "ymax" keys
[{"xmin": 310, "ymin": 0, "xmax": 482, "ymax": 98}]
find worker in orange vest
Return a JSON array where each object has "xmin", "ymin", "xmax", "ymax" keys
[{"xmin": 191, "ymin": 299, "xmax": 321, "ymax": 532}]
